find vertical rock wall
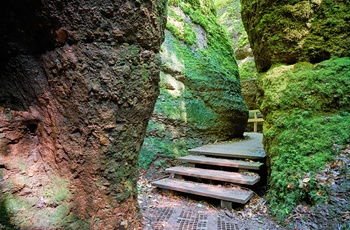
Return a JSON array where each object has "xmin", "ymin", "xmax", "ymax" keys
[
  {"xmin": 241, "ymin": 0, "xmax": 350, "ymax": 224},
  {"xmin": 0, "ymin": 0, "xmax": 167, "ymax": 229},
  {"xmin": 140, "ymin": 0, "xmax": 249, "ymax": 170},
  {"xmin": 241, "ymin": 0, "xmax": 350, "ymax": 72},
  {"xmin": 215, "ymin": 0, "xmax": 260, "ymax": 133}
]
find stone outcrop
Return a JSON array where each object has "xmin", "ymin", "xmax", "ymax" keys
[
  {"xmin": 241, "ymin": 0, "xmax": 350, "ymax": 72},
  {"xmin": 140, "ymin": 1, "xmax": 248, "ymax": 169},
  {"xmin": 215, "ymin": 0, "xmax": 260, "ymax": 133},
  {"xmin": 241, "ymin": 0, "xmax": 350, "ymax": 223},
  {"xmin": 215, "ymin": 0, "xmax": 259, "ymax": 107},
  {"xmin": 0, "ymin": 0, "xmax": 166, "ymax": 229}
]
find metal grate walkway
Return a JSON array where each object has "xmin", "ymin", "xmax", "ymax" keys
[{"xmin": 147, "ymin": 207, "xmax": 270, "ymax": 230}]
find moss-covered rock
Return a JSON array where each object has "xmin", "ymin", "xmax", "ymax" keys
[
  {"xmin": 241, "ymin": 0, "xmax": 350, "ymax": 223},
  {"xmin": 241, "ymin": 0, "xmax": 350, "ymax": 72},
  {"xmin": 140, "ymin": 0, "xmax": 248, "ymax": 169},
  {"xmin": 214, "ymin": 0, "xmax": 259, "ymax": 112},
  {"xmin": 259, "ymin": 57, "xmax": 350, "ymax": 221}
]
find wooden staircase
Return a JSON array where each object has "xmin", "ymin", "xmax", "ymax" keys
[{"xmin": 152, "ymin": 133, "xmax": 266, "ymax": 209}]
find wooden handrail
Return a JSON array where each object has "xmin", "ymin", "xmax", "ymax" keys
[{"xmin": 248, "ymin": 110, "xmax": 264, "ymax": 132}]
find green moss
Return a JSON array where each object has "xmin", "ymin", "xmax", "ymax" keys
[
  {"xmin": 48, "ymin": 204, "xmax": 71, "ymax": 226},
  {"xmin": 43, "ymin": 175, "xmax": 71, "ymax": 206},
  {"xmin": 260, "ymin": 57, "xmax": 350, "ymax": 221},
  {"xmin": 0, "ymin": 198, "xmax": 14, "ymax": 229},
  {"xmin": 140, "ymin": 0, "xmax": 248, "ymax": 169},
  {"xmin": 186, "ymin": 98, "xmax": 218, "ymax": 130},
  {"xmin": 65, "ymin": 214, "xmax": 89, "ymax": 230},
  {"xmin": 157, "ymin": 30, "xmax": 247, "ymax": 127},
  {"xmin": 154, "ymin": 88, "xmax": 187, "ymax": 121},
  {"xmin": 139, "ymin": 136, "xmax": 201, "ymax": 169},
  {"xmin": 239, "ymin": 60, "xmax": 258, "ymax": 80},
  {"xmin": 214, "ymin": 0, "xmax": 236, "ymax": 9},
  {"xmin": 260, "ymin": 57, "xmax": 350, "ymax": 113},
  {"xmin": 241, "ymin": 0, "xmax": 350, "ymax": 71},
  {"xmin": 166, "ymin": 8, "xmax": 197, "ymax": 46},
  {"xmin": 265, "ymin": 110, "xmax": 350, "ymax": 221},
  {"xmin": 1, "ymin": 174, "xmax": 75, "ymax": 229}
]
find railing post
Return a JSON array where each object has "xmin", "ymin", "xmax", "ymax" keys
[
  {"xmin": 248, "ymin": 110, "xmax": 264, "ymax": 133},
  {"xmin": 254, "ymin": 111, "xmax": 258, "ymax": 133}
]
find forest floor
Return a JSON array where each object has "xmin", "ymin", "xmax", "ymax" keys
[{"xmin": 138, "ymin": 144, "xmax": 350, "ymax": 230}]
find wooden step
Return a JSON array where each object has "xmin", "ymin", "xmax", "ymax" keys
[
  {"xmin": 188, "ymin": 133, "xmax": 266, "ymax": 160},
  {"xmin": 188, "ymin": 144, "xmax": 265, "ymax": 160},
  {"xmin": 152, "ymin": 178, "xmax": 254, "ymax": 204},
  {"xmin": 179, "ymin": 155, "xmax": 263, "ymax": 170},
  {"xmin": 166, "ymin": 166, "xmax": 260, "ymax": 185}
]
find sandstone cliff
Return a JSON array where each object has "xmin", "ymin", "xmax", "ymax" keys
[
  {"xmin": 215, "ymin": 0, "xmax": 260, "ymax": 133},
  {"xmin": 140, "ymin": 0, "xmax": 248, "ymax": 169},
  {"xmin": 0, "ymin": 1, "xmax": 166, "ymax": 229},
  {"xmin": 241, "ymin": 0, "xmax": 350, "ymax": 72},
  {"xmin": 241, "ymin": 0, "xmax": 350, "ymax": 225}
]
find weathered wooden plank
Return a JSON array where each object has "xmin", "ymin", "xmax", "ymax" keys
[
  {"xmin": 166, "ymin": 166, "xmax": 260, "ymax": 185},
  {"xmin": 179, "ymin": 155, "xmax": 263, "ymax": 170},
  {"xmin": 152, "ymin": 178, "xmax": 253, "ymax": 204},
  {"xmin": 248, "ymin": 118, "xmax": 264, "ymax": 122},
  {"xmin": 188, "ymin": 133, "xmax": 266, "ymax": 160}
]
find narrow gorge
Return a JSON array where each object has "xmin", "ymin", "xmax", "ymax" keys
[{"xmin": 0, "ymin": 0, "xmax": 349, "ymax": 229}]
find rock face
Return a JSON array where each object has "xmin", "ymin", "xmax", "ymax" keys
[
  {"xmin": 241, "ymin": 0, "xmax": 350, "ymax": 72},
  {"xmin": 215, "ymin": 0, "xmax": 260, "ymax": 134},
  {"xmin": 241, "ymin": 0, "xmax": 350, "ymax": 223},
  {"xmin": 0, "ymin": 1, "xmax": 166, "ymax": 229},
  {"xmin": 215, "ymin": 0, "xmax": 259, "ymax": 108},
  {"xmin": 139, "ymin": 1, "xmax": 249, "ymax": 169}
]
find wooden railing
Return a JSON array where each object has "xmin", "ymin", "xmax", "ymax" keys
[{"xmin": 248, "ymin": 110, "xmax": 264, "ymax": 133}]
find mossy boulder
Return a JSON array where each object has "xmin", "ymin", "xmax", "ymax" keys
[
  {"xmin": 241, "ymin": 0, "xmax": 350, "ymax": 72},
  {"xmin": 240, "ymin": 0, "xmax": 350, "ymax": 223},
  {"xmin": 214, "ymin": 0, "xmax": 259, "ymax": 111},
  {"xmin": 140, "ymin": 0, "xmax": 248, "ymax": 169},
  {"xmin": 259, "ymin": 57, "xmax": 350, "ymax": 221}
]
